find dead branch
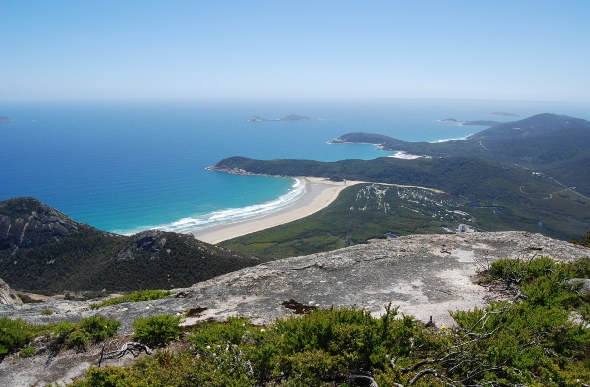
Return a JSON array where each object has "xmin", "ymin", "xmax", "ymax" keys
[
  {"xmin": 401, "ymin": 358, "xmax": 434, "ymax": 373},
  {"xmin": 102, "ymin": 341, "xmax": 152, "ymax": 362},
  {"xmin": 463, "ymin": 307, "xmax": 509, "ymax": 338},
  {"xmin": 409, "ymin": 369, "xmax": 440, "ymax": 385}
]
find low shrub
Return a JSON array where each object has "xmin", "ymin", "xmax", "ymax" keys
[
  {"xmin": 0, "ymin": 317, "xmax": 35, "ymax": 356},
  {"xmin": 1, "ymin": 315, "xmax": 121, "ymax": 357},
  {"xmin": 65, "ymin": 316, "xmax": 120, "ymax": 351},
  {"xmin": 132, "ymin": 314, "xmax": 183, "ymax": 347},
  {"xmin": 89, "ymin": 289, "xmax": 172, "ymax": 310},
  {"xmin": 19, "ymin": 346, "xmax": 35, "ymax": 358}
]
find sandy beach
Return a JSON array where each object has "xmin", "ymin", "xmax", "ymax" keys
[{"xmin": 192, "ymin": 177, "xmax": 363, "ymax": 244}]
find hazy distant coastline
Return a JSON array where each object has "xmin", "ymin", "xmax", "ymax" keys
[
  {"xmin": 438, "ymin": 118, "xmax": 500, "ymax": 126},
  {"xmin": 489, "ymin": 111, "xmax": 520, "ymax": 117}
]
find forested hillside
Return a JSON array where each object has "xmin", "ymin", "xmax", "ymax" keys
[
  {"xmin": 0, "ymin": 198, "xmax": 262, "ymax": 293},
  {"xmin": 334, "ymin": 113, "xmax": 590, "ymax": 195}
]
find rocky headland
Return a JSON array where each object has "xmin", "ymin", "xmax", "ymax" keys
[
  {"xmin": 0, "ymin": 198, "xmax": 262, "ymax": 293},
  {"xmin": 0, "ymin": 197, "xmax": 85, "ymax": 250}
]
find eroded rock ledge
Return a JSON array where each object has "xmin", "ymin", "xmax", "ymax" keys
[
  {"xmin": 3, "ymin": 231, "xmax": 589, "ymax": 330},
  {"xmin": 1, "ymin": 231, "xmax": 589, "ymax": 386}
]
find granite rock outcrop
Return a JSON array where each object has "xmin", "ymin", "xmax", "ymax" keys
[
  {"xmin": 0, "ymin": 197, "xmax": 83, "ymax": 250},
  {"xmin": 0, "ymin": 277, "xmax": 22, "ymax": 305},
  {"xmin": 1, "ymin": 231, "xmax": 590, "ymax": 386}
]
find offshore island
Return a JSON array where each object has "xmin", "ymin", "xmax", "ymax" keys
[{"xmin": 248, "ymin": 113, "xmax": 315, "ymax": 122}]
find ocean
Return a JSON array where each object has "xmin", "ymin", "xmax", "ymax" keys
[{"xmin": 1, "ymin": 98, "xmax": 588, "ymax": 235}]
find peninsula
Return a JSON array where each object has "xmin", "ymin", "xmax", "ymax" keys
[{"xmin": 439, "ymin": 118, "xmax": 500, "ymax": 126}]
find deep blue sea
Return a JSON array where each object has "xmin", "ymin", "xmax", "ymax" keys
[{"xmin": 1, "ymin": 98, "xmax": 588, "ymax": 234}]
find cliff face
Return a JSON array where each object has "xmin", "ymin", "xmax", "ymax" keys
[{"xmin": 0, "ymin": 197, "xmax": 83, "ymax": 250}]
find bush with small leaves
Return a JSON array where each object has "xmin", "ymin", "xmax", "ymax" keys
[
  {"xmin": 60, "ymin": 316, "xmax": 120, "ymax": 350},
  {"xmin": 19, "ymin": 346, "xmax": 35, "ymax": 358},
  {"xmin": 132, "ymin": 314, "xmax": 183, "ymax": 347},
  {"xmin": 0, "ymin": 318, "xmax": 35, "ymax": 356}
]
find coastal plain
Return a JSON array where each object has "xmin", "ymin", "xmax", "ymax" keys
[{"xmin": 192, "ymin": 177, "xmax": 363, "ymax": 244}]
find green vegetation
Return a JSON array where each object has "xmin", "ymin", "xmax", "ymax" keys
[
  {"xmin": 214, "ymin": 156, "xmax": 588, "ymax": 215},
  {"xmin": 19, "ymin": 346, "xmax": 35, "ymax": 358},
  {"xmin": 573, "ymin": 231, "xmax": 590, "ymax": 248},
  {"xmin": 69, "ymin": 257, "xmax": 590, "ymax": 386},
  {"xmin": 0, "ymin": 315, "xmax": 120, "ymax": 357},
  {"xmin": 132, "ymin": 314, "xmax": 183, "ymax": 347},
  {"xmin": 89, "ymin": 290, "xmax": 173, "ymax": 309},
  {"xmin": 336, "ymin": 114, "xmax": 590, "ymax": 196},
  {"xmin": 0, "ymin": 196, "xmax": 51, "ymax": 217},
  {"xmin": 63, "ymin": 316, "xmax": 121, "ymax": 351},
  {"xmin": 0, "ymin": 224, "xmax": 262, "ymax": 293},
  {"xmin": 0, "ymin": 317, "xmax": 36, "ymax": 356},
  {"xmin": 221, "ymin": 181, "xmax": 590, "ymax": 258}
]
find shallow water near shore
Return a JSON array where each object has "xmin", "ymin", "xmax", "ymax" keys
[{"xmin": 1, "ymin": 98, "xmax": 588, "ymax": 234}]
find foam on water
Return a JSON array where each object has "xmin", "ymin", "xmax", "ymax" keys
[{"xmin": 119, "ymin": 177, "xmax": 305, "ymax": 235}]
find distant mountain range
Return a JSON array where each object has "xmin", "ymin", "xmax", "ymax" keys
[{"xmin": 0, "ymin": 198, "xmax": 262, "ymax": 293}]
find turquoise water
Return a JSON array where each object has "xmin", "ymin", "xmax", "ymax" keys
[{"xmin": 1, "ymin": 98, "xmax": 588, "ymax": 234}]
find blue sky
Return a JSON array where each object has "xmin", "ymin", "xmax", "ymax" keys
[{"xmin": 2, "ymin": 0, "xmax": 590, "ymax": 102}]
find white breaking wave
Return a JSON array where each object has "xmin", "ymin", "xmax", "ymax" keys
[
  {"xmin": 121, "ymin": 178, "xmax": 306, "ymax": 235},
  {"xmin": 429, "ymin": 135, "xmax": 472, "ymax": 143}
]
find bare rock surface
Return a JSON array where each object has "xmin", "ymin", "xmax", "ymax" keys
[
  {"xmin": 1, "ymin": 231, "xmax": 589, "ymax": 386},
  {"xmin": 0, "ymin": 277, "xmax": 21, "ymax": 305}
]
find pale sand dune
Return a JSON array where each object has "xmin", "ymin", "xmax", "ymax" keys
[{"xmin": 192, "ymin": 177, "xmax": 363, "ymax": 244}]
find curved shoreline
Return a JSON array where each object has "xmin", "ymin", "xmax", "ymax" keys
[{"xmin": 192, "ymin": 177, "xmax": 363, "ymax": 244}]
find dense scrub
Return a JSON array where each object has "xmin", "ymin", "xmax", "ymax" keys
[
  {"xmin": 68, "ymin": 257, "xmax": 590, "ymax": 386},
  {"xmin": 0, "ymin": 315, "xmax": 120, "ymax": 358},
  {"xmin": 0, "ymin": 228, "xmax": 261, "ymax": 293},
  {"xmin": 221, "ymin": 181, "xmax": 589, "ymax": 258},
  {"xmin": 332, "ymin": 114, "xmax": 590, "ymax": 195},
  {"xmin": 132, "ymin": 314, "xmax": 184, "ymax": 347}
]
